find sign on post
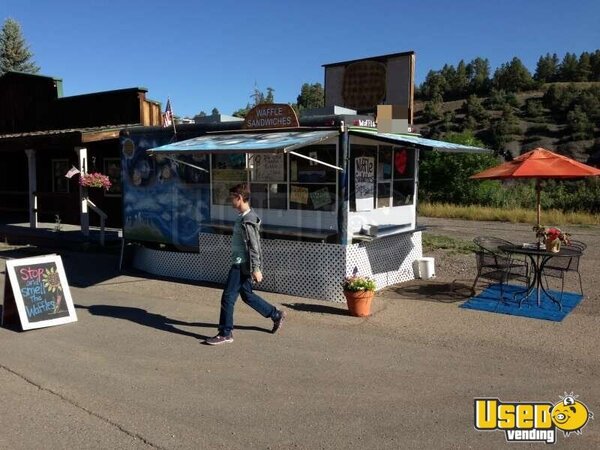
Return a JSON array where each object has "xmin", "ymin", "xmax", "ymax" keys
[{"xmin": 2, "ymin": 255, "xmax": 77, "ymax": 330}]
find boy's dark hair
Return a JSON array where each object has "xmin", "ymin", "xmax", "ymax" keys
[{"xmin": 229, "ymin": 183, "xmax": 250, "ymax": 202}]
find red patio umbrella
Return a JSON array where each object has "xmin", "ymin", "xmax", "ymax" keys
[{"xmin": 470, "ymin": 147, "xmax": 600, "ymax": 226}]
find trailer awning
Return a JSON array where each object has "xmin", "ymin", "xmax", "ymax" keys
[
  {"xmin": 147, "ymin": 130, "xmax": 339, "ymax": 154},
  {"xmin": 349, "ymin": 129, "xmax": 490, "ymax": 154}
]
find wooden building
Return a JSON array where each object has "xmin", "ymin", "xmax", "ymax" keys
[{"xmin": 0, "ymin": 71, "xmax": 161, "ymax": 229}]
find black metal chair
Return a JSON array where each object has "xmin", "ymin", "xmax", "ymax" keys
[
  {"xmin": 471, "ymin": 236, "xmax": 530, "ymax": 299},
  {"xmin": 542, "ymin": 239, "xmax": 586, "ymax": 301}
]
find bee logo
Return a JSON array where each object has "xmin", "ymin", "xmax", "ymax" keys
[
  {"xmin": 474, "ymin": 393, "xmax": 593, "ymax": 444},
  {"xmin": 551, "ymin": 393, "xmax": 594, "ymax": 437}
]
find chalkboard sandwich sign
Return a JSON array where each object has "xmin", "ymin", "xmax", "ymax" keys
[{"xmin": 3, "ymin": 254, "xmax": 77, "ymax": 330}]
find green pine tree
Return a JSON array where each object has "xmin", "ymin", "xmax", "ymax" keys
[
  {"xmin": 492, "ymin": 57, "xmax": 533, "ymax": 92},
  {"xmin": 590, "ymin": 50, "xmax": 600, "ymax": 81},
  {"xmin": 576, "ymin": 52, "xmax": 592, "ymax": 82},
  {"xmin": 0, "ymin": 18, "xmax": 39, "ymax": 75},
  {"xmin": 466, "ymin": 57, "xmax": 491, "ymax": 95},
  {"xmin": 534, "ymin": 53, "xmax": 559, "ymax": 82},
  {"xmin": 558, "ymin": 52, "xmax": 579, "ymax": 81}
]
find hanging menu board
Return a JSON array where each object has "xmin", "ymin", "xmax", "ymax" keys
[
  {"xmin": 2, "ymin": 254, "xmax": 77, "ymax": 330},
  {"xmin": 254, "ymin": 154, "xmax": 284, "ymax": 181}
]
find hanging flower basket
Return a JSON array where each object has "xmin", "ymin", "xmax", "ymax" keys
[{"xmin": 79, "ymin": 172, "xmax": 112, "ymax": 190}]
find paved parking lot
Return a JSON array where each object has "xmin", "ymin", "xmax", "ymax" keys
[{"xmin": 1, "ymin": 219, "xmax": 599, "ymax": 449}]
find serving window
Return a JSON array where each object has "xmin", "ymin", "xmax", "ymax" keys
[
  {"xmin": 350, "ymin": 145, "xmax": 415, "ymax": 211},
  {"xmin": 390, "ymin": 146, "xmax": 415, "ymax": 206},
  {"xmin": 249, "ymin": 154, "xmax": 287, "ymax": 209},
  {"xmin": 209, "ymin": 144, "xmax": 339, "ymax": 224},
  {"xmin": 289, "ymin": 145, "xmax": 337, "ymax": 211},
  {"xmin": 211, "ymin": 153, "xmax": 247, "ymax": 205}
]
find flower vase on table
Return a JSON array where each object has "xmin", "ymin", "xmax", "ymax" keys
[
  {"xmin": 533, "ymin": 225, "xmax": 570, "ymax": 254},
  {"xmin": 545, "ymin": 239, "xmax": 561, "ymax": 253}
]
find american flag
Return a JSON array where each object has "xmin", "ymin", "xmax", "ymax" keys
[
  {"xmin": 64, "ymin": 165, "xmax": 80, "ymax": 178},
  {"xmin": 162, "ymin": 99, "xmax": 173, "ymax": 128}
]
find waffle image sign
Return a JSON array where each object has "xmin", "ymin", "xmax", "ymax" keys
[{"xmin": 2, "ymin": 255, "xmax": 77, "ymax": 330}]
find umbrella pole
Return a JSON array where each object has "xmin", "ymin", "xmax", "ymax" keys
[
  {"xmin": 535, "ymin": 179, "xmax": 543, "ymax": 305},
  {"xmin": 536, "ymin": 179, "xmax": 541, "ymax": 227}
]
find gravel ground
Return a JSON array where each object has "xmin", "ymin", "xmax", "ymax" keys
[{"xmin": 384, "ymin": 217, "xmax": 599, "ymax": 317}]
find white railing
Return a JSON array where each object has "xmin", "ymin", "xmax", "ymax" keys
[{"xmin": 86, "ymin": 199, "xmax": 107, "ymax": 246}]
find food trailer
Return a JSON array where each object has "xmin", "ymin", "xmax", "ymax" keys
[{"xmin": 121, "ymin": 105, "xmax": 487, "ymax": 301}]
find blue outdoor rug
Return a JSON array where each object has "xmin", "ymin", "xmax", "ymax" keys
[{"xmin": 460, "ymin": 283, "xmax": 583, "ymax": 322}]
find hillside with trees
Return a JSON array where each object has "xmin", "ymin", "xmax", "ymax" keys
[{"xmin": 414, "ymin": 51, "xmax": 600, "ymax": 165}]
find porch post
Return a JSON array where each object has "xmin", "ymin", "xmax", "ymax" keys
[
  {"xmin": 24, "ymin": 149, "xmax": 38, "ymax": 229},
  {"xmin": 337, "ymin": 124, "xmax": 349, "ymax": 245},
  {"xmin": 76, "ymin": 146, "xmax": 89, "ymax": 236}
]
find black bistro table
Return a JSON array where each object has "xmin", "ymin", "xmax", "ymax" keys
[{"xmin": 499, "ymin": 244, "xmax": 582, "ymax": 310}]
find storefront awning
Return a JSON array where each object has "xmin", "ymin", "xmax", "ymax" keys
[
  {"xmin": 349, "ymin": 129, "xmax": 490, "ymax": 154},
  {"xmin": 147, "ymin": 130, "xmax": 340, "ymax": 154}
]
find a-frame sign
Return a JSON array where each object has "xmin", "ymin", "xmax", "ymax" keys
[{"xmin": 2, "ymin": 255, "xmax": 77, "ymax": 330}]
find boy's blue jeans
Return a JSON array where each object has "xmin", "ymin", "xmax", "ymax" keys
[{"xmin": 218, "ymin": 264, "xmax": 277, "ymax": 336}]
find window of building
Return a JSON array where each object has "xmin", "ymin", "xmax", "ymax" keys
[{"xmin": 51, "ymin": 159, "xmax": 70, "ymax": 193}]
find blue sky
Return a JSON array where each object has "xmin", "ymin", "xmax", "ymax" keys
[{"xmin": 2, "ymin": 0, "xmax": 599, "ymax": 118}]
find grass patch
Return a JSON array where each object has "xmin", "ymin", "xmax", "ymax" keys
[
  {"xmin": 418, "ymin": 202, "xmax": 600, "ymax": 226},
  {"xmin": 422, "ymin": 233, "xmax": 476, "ymax": 254}
]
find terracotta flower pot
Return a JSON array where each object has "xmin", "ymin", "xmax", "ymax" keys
[
  {"xmin": 545, "ymin": 239, "xmax": 561, "ymax": 253},
  {"xmin": 343, "ymin": 290, "xmax": 374, "ymax": 317}
]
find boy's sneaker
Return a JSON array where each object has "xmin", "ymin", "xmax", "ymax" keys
[
  {"xmin": 272, "ymin": 310, "xmax": 286, "ymax": 334},
  {"xmin": 205, "ymin": 334, "xmax": 233, "ymax": 345}
]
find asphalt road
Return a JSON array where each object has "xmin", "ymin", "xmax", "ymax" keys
[{"xmin": 0, "ymin": 219, "xmax": 599, "ymax": 449}]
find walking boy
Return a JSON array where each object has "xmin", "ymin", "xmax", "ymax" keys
[{"xmin": 205, "ymin": 183, "xmax": 286, "ymax": 345}]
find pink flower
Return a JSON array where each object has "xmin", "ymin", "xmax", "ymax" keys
[
  {"xmin": 533, "ymin": 225, "xmax": 571, "ymax": 245},
  {"xmin": 79, "ymin": 172, "xmax": 112, "ymax": 190}
]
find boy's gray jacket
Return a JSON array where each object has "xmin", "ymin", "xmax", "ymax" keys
[{"xmin": 241, "ymin": 209, "xmax": 263, "ymax": 274}]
